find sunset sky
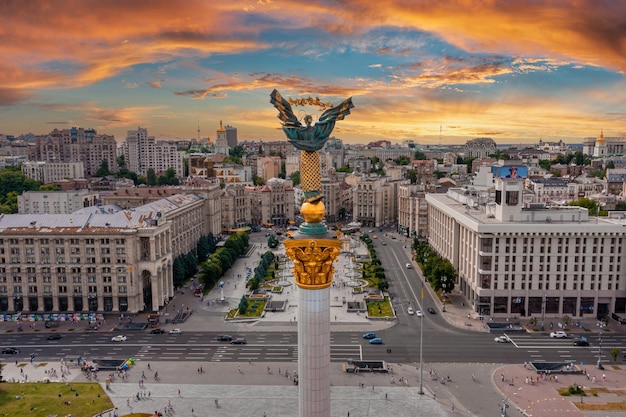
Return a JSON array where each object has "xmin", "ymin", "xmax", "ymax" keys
[{"xmin": 1, "ymin": 0, "xmax": 624, "ymax": 145}]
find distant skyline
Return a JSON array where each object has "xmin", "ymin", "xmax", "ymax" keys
[{"xmin": 0, "ymin": 1, "xmax": 624, "ymax": 145}]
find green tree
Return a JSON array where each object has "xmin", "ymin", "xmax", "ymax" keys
[
  {"xmin": 230, "ymin": 145, "xmax": 245, "ymax": 158},
  {"xmin": 567, "ymin": 197, "xmax": 600, "ymax": 216},
  {"xmin": 146, "ymin": 168, "xmax": 157, "ymax": 186},
  {"xmin": 393, "ymin": 155, "xmax": 411, "ymax": 165},
  {"xmin": 238, "ymin": 295, "xmax": 249, "ymax": 315},
  {"xmin": 117, "ymin": 155, "xmax": 126, "ymax": 169},
  {"xmin": 407, "ymin": 169, "xmax": 417, "ymax": 184},
  {"xmin": 414, "ymin": 150, "xmax": 427, "ymax": 160},
  {"xmin": 157, "ymin": 167, "xmax": 179, "ymax": 186},
  {"xmin": 290, "ymin": 171, "xmax": 301, "ymax": 186},
  {"xmin": 610, "ymin": 347, "xmax": 620, "ymax": 362},
  {"xmin": 95, "ymin": 159, "xmax": 111, "ymax": 177}
]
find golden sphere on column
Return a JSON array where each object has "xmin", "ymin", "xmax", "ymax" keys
[{"xmin": 300, "ymin": 201, "xmax": 325, "ymax": 223}]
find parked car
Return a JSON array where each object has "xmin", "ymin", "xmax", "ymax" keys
[
  {"xmin": 150, "ymin": 328, "xmax": 165, "ymax": 334},
  {"xmin": 216, "ymin": 335, "xmax": 233, "ymax": 342},
  {"xmin": 47, "ymin": 334, "xmax": 62, "ymax": 340},
  {"xmin": 407, "ymin": 307, "xmax": 415, "ymax": 315},
  {"xmin": 416, "ymin": 310, "xmax": 423, "ymax": 317},
  {"xmin": 362, "ymin": 332, "xmax": 376, "ymax": 339},
  {"xmin": 111, "ymin": 335, "xmax": 127, "ymax": 342},
  {"xmin": 369, "ymin": 337, "xmax": 383, "ymax": 344},
  {"xmin": 550, "ymin": 331, "xmax": 568, "ymax": 338},
  {"xmin": 427, "ymin": 307, "xmax": 436, "ymax": 314},
  {"xmin": 2, "ymin": 347, "xmax": 20, "ymax": 354},
  {"xmin": 494, "ymin": 335, "xmax": 511, "ymax": 343},
  {"xmin": 169, "ymin": 328, "xmax": 182, "ymax": 334},
  {"xmin": 231, "ymin": 338, "xmax": 247, "ymax": 344}
]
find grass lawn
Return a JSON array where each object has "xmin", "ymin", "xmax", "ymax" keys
[
  {"xmin": 0, "ymin": 381, "xmax": 113, "ymax": 417},
  {"xmin": 367, "ymin": 298, "xmax": 393, "ymax": 317}
]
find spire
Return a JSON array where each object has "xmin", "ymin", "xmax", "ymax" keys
[{"xmin": 217, "ymin": 120, "xmax": 226, "ymax": 133}]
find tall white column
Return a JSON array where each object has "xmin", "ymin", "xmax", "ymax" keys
[{"xmin": 298, "ymin": 286, "xmax": 331, "ymax": 417}]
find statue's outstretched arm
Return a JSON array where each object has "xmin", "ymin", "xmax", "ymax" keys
[{"xmin": 318, "ymin": 97, "xmax": 354, "ymax": 123}]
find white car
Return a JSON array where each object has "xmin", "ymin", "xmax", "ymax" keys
[
  {"xmin": 169, "ymin": 328, "xmax": 182, "ymax": 334},
  {"xmin": 407, "ymin": 307, "xmax": 415, "ymax": 315},
  {"xmin": 416, "ymin": 310, "xmax": 423, "ymax": 317},
  {"xmin": 494, "ymin": 335, "xmax": 511, "ymax": 343},
  {"xmin": 111, "ymin": 335, "xmax": 127, "ymax": 342},
  {"xmin": 550, "ymin": 331, "xmax": 568, "ymax": 338},
  {"xmin": 405, "ymin": 263, "xmax": 412, "ymax": 269}
]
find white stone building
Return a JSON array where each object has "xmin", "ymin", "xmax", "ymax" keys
[
  {"xmin": 426, "ymin": 178, "xmax": 626, "ymax": 319},
  {"xmin": 21, "ymin": 161, "xmax": 85, "ymax": 184},
  {"xmin": 120, "ymin": 127, "xmax": 186, "ymax": 177},
  {"xmin": 18, "ymin": 190, "xmax": 98, "ymax": 214}
]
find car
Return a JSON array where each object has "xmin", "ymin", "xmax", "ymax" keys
[
  {"xmin": 427, "ymin": 307, "xmax": 436, "ymax": 314},
  {"xmin": 369, "ymin": 337, "xmax": 383, "ymax": 344},
  {"xmin": 231, "ymin": 338, "xmax": 247, "ymax": 344},
  {"xmin": 2, "ymin": 347, "xmax": 20, "ymax": 354},
  {"xmin": 550, "ymin": 331, "xmax": 568, "ymax": 338},
  {"xmin": 494, "ymin": 335, "xmax": 511, "ymax": 343},
  {"xmin": 111, "ymin": 335, "xmax": 127, "ymax": 342},
  {"xmin": 47, "ymin": 334, "xmax": 62, "ymax": 340},
  {"xmin": 405, "ymin": 263, "xmax": 412, "ymax": 269},
  {"xmin": 407, "ymin": 307, "xmax": 415, "ymax": 315},
  {"xmin": 169, "ymin": 328, "xmax": 182, "ymax": 334},
  {"xmin": 574, "ymin": 336, "xmax": 589, "ymax": 346},
  {"xmin": 216, "ymin": 335, "xmax": 233, "ymax": 342},
  {"xmin": 415, "ymin": 310, "xmax": 423, "ymax": 317},
  {"xmin": 150, "ymin": 328, "xmax": 165, "ymax": 334},
  {"xmin": 382, "ymin": 241, "xmax": 387, "ymax": 245},
  {"xmin": 362, "ymin": 332, "xmax": 376, "ymax": 339}
]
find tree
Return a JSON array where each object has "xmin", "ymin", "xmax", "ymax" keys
[
  {"xmin": 414, "ymin": 150, "xmax": 427, "ymax": 160},
  {"xmin": 253, "ymin": 176, "xmax": 265, "ymax": 186},
  {"xmin": 146, "ymin": 168, "xmax": 157, "ymax": 186},
  {"xmin": 117, "ymin": 155, "xmax": 126, "ymax": 169},
  {"xmin": 610, "ymin": 347, "xmax": 620, "ymax": 362},
  {"xmin": 407, "ymin": 169, "xmax": 417, "ymax": 184},
  {"xmin": 95, "ymin": 159, "xmax": 111, "ymax": 177},
  {"xmin": 567, "ymin": 197, "xmax": 600, "ymax": 216},
  {"xmin": 290, "ymin": 171, "xmax": 301, "ymax": 186},
  {"xmin": 238, "ymin": 295, "xmax": 249, "ymax": 315}
]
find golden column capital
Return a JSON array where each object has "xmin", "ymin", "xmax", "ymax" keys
[{"xmin": 284, "ymin": 238, "xmax": 342, "ymax": 290}]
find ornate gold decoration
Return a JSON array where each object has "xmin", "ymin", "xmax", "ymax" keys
[
  {"xmin": 284, "ymin": 239, "xmax": 342, "ymax": 289},
  {"xmin": 300, "ymin": 201, "xmax": 325, "ymax": 223},
  {"xmin": 288, "ymin": 96, "xmax": 332, "ymax": 111}
]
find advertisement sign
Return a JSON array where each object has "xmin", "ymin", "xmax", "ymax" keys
[{"xmin": 491, "ymin": 165, "xmax": 528, "ymax": 179}]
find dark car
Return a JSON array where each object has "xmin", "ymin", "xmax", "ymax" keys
[
  {"xmin": 47, "ymin": 334, "xmax": 62, "ymax": 340},
  {"xmin": 2, "ymin": 347, "xmax": 20, "ymax": 354},
  {"xmin": 428, "ymin": 307, "xmax": 436, "ymax": 314},
  {"xmin": 574, "ymin": 337, "xmax": 589, "ymax": 346},
  {"xmin": 216, "ymin": 335, "xmax": 233, "ymax": 342},
  {"xmin": 230, "ymin": 338, "xmax": 247, "ymax": 344},
  {"xmin": 150, "ymin": 328, "xmax": 165, "ymax": 334}
]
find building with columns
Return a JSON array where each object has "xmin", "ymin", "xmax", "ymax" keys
[
  {"xmin": 426, "ymin": 178, "xmax": 626, "ymax": 319},
  {"xmin": 0, "ymin": 193, "xmax": 209, "ymax": 314},
  {"xmin": 352, "ymin": 177, "xmax": 396, "ymax": 227}
]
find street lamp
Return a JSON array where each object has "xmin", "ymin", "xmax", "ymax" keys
[
  {"xmin": 597, "ymin": 319, "xmax": 606, "ymax": 369},
  {"xmin": 541, "ymin": 291, "xmax": 546, "ymax": 332}
]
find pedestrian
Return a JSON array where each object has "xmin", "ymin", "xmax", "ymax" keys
[
  {"xmin": 147, "ymin": 363, "xmax": 151, "ymax": 370},
  {"xmin": 500, "ymin": 373, "xmax": 505, "ymax": 382},
  {"xmin": 451, "ymin": 403, "xmax": 455, "ymax": 412},
  {"xmin": 178, "ymin": 389, "xmax": 181, "ymax": 397},
  {"xmin": 602, "ymin": 373, "xmax": 606, "ymax": 381},
  {"xmin": 385, "ymin": 393, "xmax": 388, "ymax": 400},
  {"xmin": 238, "ymin": 366, "xmax": 241, "ymax": 373}
]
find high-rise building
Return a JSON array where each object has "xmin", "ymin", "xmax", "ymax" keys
[
  {"xmin": 35, "ymin": 127, "xmax": 117, "ymax": 177},
  {"xmin": 225, "ymin": 124, "xmax": 238, "ymax": 148},
  {"xmin": 120, "ymin": 127, "xmax": 185, "ymax": 177}
]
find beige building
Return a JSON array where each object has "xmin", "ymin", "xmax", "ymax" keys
[
  {"xmin": 35, "ymin": 127, "xmax": 117, "ymax": 177},
  {"xmin": 21, "ymin": 161, "xmax": 85, "ymax": 184},
  {"xmin": 353, "ymin": 177, "xmax": 396, "ymax": 227},
  {"xmin": 18, "ymin": 190, "xmax": 98, "ymax": 215},
  {"xmin": 397, "ymin": 182, "xmax": 428, "ymax": 238},
  {"xmin": 257, "ymin": 156, "xmax": 282, "ymax": 182},
  {"xmin": 247, "ymin": 178, "xmax": 295, "ymax": 227},
  {"xmin": 221, "ymin": 184, "xmax": 251, "ymax": 231},
  {"xmin": 321, "ymin": 178, "xmax": 343, "ymax": 223}
]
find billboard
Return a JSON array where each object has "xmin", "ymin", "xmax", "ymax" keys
[{"xmin": 491, "ymin": 165, "xmax": 528, "ymax": 179}]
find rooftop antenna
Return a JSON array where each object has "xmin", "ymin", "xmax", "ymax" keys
[{"xmin": 197, "ymin": 115, "xmax": 200, "ymax": 142}]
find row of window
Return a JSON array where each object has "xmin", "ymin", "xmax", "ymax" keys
[
  {"xmin": 0, "ymin": 285, "xmax": 127, "ymax": 294},
  {"xmin": 1, "ymin": 238, "xmax": 126, "ymax": 245},
  {"xmin": 1, "ymin": 257, "xmax": 127, "ymax": 264}
]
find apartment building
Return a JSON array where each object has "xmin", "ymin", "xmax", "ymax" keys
[
  {"xmin": 426, "ymin": 178, "xmax": 626, "ymax": 319},
  {"xmin": 18, "ymin": 190, "xmax": 98, "ymax": 214},
  {"xmin": 120, "ymin": 127, "xmax": 185, "ymax": 177},
  {"xmin": 353, "ymin": 177, "xmax": 396, "ymax": 227},
  {"xmin": 35, "ymin": 127, "xmax": 117, "ymax": 177},
  {"xmin": 21, "ymin": 161, "xmax": 85, "ymax": 184},
  {"xmin": 397, "ymin": 182, "xmax": 428, "ymax": 238}
]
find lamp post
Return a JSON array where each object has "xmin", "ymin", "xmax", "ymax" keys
[
  {"xmin": 418, "ymin": 304, "xmax": 424, "ymax": 395},
  {"xmin": 541, "ymin": 291, "xmax": 546, "ymax": 332},
  {"xmin": 597, "ymin": 319, "xmax": 606, "ymax": 369}
]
